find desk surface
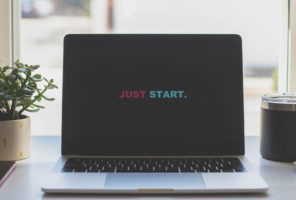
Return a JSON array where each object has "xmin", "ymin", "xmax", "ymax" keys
[{"xmin": 0, "ymin": 136, "xmax": 295, "ymax": 200}]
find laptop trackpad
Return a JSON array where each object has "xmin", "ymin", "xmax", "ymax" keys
[{"xmin": 104, "ymin": 173, "xmax": 205, "ymax": 189}]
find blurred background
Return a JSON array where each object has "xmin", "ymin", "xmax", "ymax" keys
[{"xmin": 20, "ymin": 0, "xmax": 281, "ymax": 136}]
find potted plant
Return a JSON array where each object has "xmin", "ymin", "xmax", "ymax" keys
[{"xmin": 0, "ymin": 60, "xmax": 58, "ymax": 161}]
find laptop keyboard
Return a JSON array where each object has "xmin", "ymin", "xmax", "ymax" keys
[{"xmin": 62, "ymin": 157, "xmax": 246, "ymax": 173}]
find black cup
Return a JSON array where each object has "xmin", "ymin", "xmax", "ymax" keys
[{"xmin": 260, "ymin": 93, "xmax": 296, "ymax": 162}]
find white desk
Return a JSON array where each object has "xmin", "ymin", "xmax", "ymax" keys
[{"xmin": 0, "ymin": 136, "xmax": 295, "ymax": 200}]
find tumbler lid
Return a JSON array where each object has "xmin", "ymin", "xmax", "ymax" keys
[{"xmin": 262, "ymin": 93, "xmax": 296, "ymax": 111}]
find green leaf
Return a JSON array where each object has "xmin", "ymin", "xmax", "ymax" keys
[
  {"xmin": 0, "ymin": 79, "xmax": 5, "ymax": 86},
  {"xmin": 24, "ymin": 87, "xmax": 35, "ymax": 92},
  {"xmin": 43, "ymin": 77, "xmax": 49, "ymax": 83},
  {"xmin": 35, "ymin": 96, "xmax": 42, "ymax": 102},
  {"xmin": 20, "ymin": 98, "xmax": 33, "ymax": 105},
  {"xmin": 25, "ymin": 108, "xmax": 40, "ymax": 112},
  {"xmin": 36, "ymin": 89, "xmax": 41, "ymax": 94},
  {"xmin": 12, "ymin": 68, "xmax": 18, "ymax": 74},
  {"xmin": 17, "ymin": 67, "xmax": 27, "ymax": 73},
  {"xmin": 3, "ymin": 66, "xmax": 10, "ymax": 72},
  {"xmin": 23, "ymin": 88, "xmax": 35, "ymax": 95},
  {"xmin": 48, "ymin": 84, "xmax": 58, "ymax": 89},
  {"xmin": 33, "ymin": 74, "xmax": 42, "ymax": 79},
  {"xmin": 5, "ymin": 75, "xmax": 16, "ymax": 81},
  {"xmin": 2, "ymin": 94, "xmax": 12, "ymax": 100},
  {"xmin": 30, "ymin": 76, "xmax": 42, "ymax": 82},
  {"xmin": 29, "ymin": 82, "xmax": 37, "ymax": 88},
  {"xmin": 32, "ymin": 104, "xmax": 45, "ymax": 109},
  {"xmin": 31, "ymin": 65, "xmax": 40, "ymax": 70},
  {"xmin": 26, "ymin": 85, "xmax": 35, "ymax": 90},
  {"xmin": 41, "ymin": 95, "xmax": 55, "ymax": 101},
  {"xmin": 17, "ymin": 62, "xmax": 24, "ymax": 68},
  {"xmin": 16, "ymin": 74, "xmax": 25, "ymax": 80}
]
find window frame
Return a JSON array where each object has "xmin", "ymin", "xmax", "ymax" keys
[
  {"xmin": 0, "ymin": 0, "xmax": 20, "ymax": 66},
  {"xmin": 12, "ymin": 0, "xmax": 21, "ymax": 64},
  {"xmin": 0, "ymin": 0, "xmax": 12, "ymax": 66},
  {"xmin": 287, "ymin": 0, "xmax": 296, "ymax": 92},
  {"xmin": 279, "ymin": 0, "xmax": 296, "ymax": 93},
  {"xmin": 6, "ymin": 0, "xmax": 295, "ymax": 91}
]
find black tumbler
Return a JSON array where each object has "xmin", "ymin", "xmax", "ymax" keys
[{"xmin": 260, "ymin": 93, "xmax": 296, "ymax": 162}]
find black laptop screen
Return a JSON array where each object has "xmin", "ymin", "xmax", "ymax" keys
[{"xmin": 62, "ymin": 34, "xmax": 244, "ymax": 156}]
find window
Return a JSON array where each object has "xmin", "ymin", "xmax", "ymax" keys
[{"xmin": 14, "ymin": 0, "xmax": 291, "ymax": 135}]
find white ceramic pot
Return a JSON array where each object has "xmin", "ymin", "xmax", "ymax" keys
[{"xmin": 0, "ymin": 116, "xmax": 31, "ymax": 161}]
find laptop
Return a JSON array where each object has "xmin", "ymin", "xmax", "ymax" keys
[{"xmin": 42, "ymin": 34, "xmax": 268, "ymax": 194}]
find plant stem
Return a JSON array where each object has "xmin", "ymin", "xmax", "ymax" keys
[
  {"xmin": 4, "ymin": 101, "xmax": 10, "ymax": 112},
  {"xmin": 10, "ymin": 98, "xmax": 17, "ymax": 119},
  {"xmin": 11, "ymin": 68, "xmax": 19, "ymax": 119},
  {"xmin": 14, "ymin": 69, "xmax": 31, "ymax": 118},
  {"xmin": 19, "ymin": 70, "xmax": 31, "ymax": 96}
]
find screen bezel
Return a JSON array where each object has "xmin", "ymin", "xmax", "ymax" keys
[{"xmin": 62, "ymin": 34, "xmax": 245, "ymax": 156}]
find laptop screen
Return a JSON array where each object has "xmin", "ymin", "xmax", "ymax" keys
[{"xmin": 62, "ymin": 34, "xmax": 244, "ymax": 156}]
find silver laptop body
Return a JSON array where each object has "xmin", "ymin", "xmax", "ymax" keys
[{"xmin": 42, "ymin": 34, "xmax": 268, "ymax": 194}]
